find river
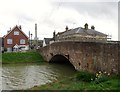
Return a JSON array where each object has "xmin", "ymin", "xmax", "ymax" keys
[{"xmin": 2, "ymin": 63, "xmax": 76, "ymax": 90}]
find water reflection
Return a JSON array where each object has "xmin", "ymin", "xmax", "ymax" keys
[{"xmin": 2, "ymin": 63, "xmax": 76, "ymax": 90}]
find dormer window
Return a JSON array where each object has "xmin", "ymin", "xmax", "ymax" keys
[{"xmin": 14, "ymin": 31, "xmax": 19, "ymax": 35}]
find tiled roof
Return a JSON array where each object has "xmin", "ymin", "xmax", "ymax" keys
[
  {"xmin": 3, "ymin": 25, "xmax": 28, "ymax": 38},
  {"xmin": 61, "ymin": 27, "xmax": 107, "ymax": 36}
]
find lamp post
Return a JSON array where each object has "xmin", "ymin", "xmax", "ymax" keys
[{"xmin": 31, "ymin": 33, "xmax": 32, "ymax": 47}]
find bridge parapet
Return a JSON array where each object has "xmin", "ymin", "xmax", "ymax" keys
[{"xmin": 38, "ymin": 41, "xmax": 120, "ymax": 74}]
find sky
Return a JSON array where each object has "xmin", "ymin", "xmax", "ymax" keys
[{"xmin": 0, "ymin": 0, "xmax": 119, "ymax": 41}]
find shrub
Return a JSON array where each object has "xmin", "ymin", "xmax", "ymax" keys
[{"xmin": 75, "ymin": 71, "xmax": 96, "ymax": 82}]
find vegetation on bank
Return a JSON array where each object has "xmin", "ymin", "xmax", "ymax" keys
[
  {"xmin": 30, "ymin": 71, "xmax": 120, "ymax": 91},
  {"xmin": 2, "ymin": 51, "xmax": 44, "ymax": 64}
]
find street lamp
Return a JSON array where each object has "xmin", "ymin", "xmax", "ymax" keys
[{"xmin": 31, "ymin": 33, "xmax": 32, "ymax": 46}]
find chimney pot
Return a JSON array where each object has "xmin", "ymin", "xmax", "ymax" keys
[
  {"xmin": 7, "ymin": 28, "xmax": 11, "ymax": 33},
  {"xmin": 19, "ymin": 25, "xmax": 21, "ymax": 29},
  {"xmin": 84, "ymin": 23, "xmax": 88, "ymax": 30},
  {"xmin": 91, "ymin": 25, "xmax": 95, "ymax": 30},
  {"xmin": 7, "ymin": 31, "xmax": 10, "ymax": 33},
  {"xmin": 65, "ymin": 26, "xmax": 68, "ymax": 31}
]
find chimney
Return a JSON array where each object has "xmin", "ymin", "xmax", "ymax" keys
[
  {"xmin": 91, "ymin": 25, "xmax": 95, "ymax": 30},
  {"xmin": 84, "ymin": 23, "xmax": 88, "ymax": 30},
  {"xmin": 7, "ymin": 31, "xmax": 10, "ymax": 33},
  {"xmin": 19, "ymin": 25, "xmax": 21, "ymax": 29},
  {"xmin": 65, "ymin": 26, "xmax": 68, "ymax": 31},
  {"xmin": 7, "ymin": 28, "xmax": 11, "ymax": 33},
  {"xmin": 29, "ymin": 31, "xmax": 30, "ymax": 40},
  {"xmin": 53, "ymin": 30, "xmax": 56, "ymax": 41},
  {"xmin": 34, "ymin": 23, "xmax": 38, "ymax": 48},
  {"xmin": 35, "ymin": 23, "xmax": 37, "ymax": 39}
]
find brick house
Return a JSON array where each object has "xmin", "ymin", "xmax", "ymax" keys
[{"xmin": 3, "ymin": 25, "xmax": 29, "ymax": 52}]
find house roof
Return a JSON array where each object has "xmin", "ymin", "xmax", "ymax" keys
[
  {"xmin": 59, "ymin": 27, "xmax": 107, "ymax": 37},
  {"xmin": 44, "ymin": 38, "xmax": 53, "ymax": 44},
  {"xmin": 3, "ymin": 25, "xmax": 28, "ymax": 38}
]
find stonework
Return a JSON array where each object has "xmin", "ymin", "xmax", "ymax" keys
[{"xmin": 38, "ymin": 41, "xmax": 120, "ymax": 74}]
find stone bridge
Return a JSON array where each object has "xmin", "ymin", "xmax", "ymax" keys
[{"xmin": 37, "ymin": 41, "xmax": 120, "ymax": 74}]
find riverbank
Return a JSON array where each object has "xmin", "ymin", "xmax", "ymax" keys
[
  {"xmin": 30, "ymin": 71, "xmax": 120, "ymax": 91},
  {"xmin": 2, "ymin": 51, "xmax": 44, "ymax": 64}
]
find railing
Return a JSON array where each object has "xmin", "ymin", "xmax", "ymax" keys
[
  {"xmin": 41, "ymin": 40, "xmax": 120, "ymax": 48},
  {"xmin": 106, "ymin": 41, "xmax": 120, "ymax": 44},
  {"xmin": 51, "ymin": 40, "xmax": 120, "ymax": 44}
]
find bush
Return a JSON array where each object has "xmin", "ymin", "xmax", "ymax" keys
[{"xmin": 75, "ymin": 71, "xmax": 96, "ymax": 82}]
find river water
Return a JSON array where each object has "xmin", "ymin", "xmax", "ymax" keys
[{"xmin": 2, "ymin": 63, "xmax": 76, "ymax": 90}]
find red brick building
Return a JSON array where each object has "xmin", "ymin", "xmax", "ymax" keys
[{"xmin": 3, "ymin": 25, "xmax": 29, "ymax": 52}]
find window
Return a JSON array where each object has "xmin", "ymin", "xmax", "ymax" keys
[
  {"xmin": 20, "ymin": 39, "xmax": 25, "ymax": 44},
  {"xmin": 7, "ymin": 39, "xmax": 12, "ymax": 44},
  {"xmin": 14, "ymin": 31, "xmax": 19, "ymax": 35}
]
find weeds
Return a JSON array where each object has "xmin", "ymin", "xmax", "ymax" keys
[{"xmin": 75, "ymin": 71, "xmax": 96, "ymax": 82}]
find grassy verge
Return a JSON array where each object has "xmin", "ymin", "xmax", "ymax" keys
[
  {"xmin": 30, "ymin": 71, "xmax": 120, "ymax": 91},
  {"xmin": 2, "ymin": 51, "xmax": 44, "ymax": 64}
]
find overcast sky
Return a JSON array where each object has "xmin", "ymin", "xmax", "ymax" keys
[{"xmin": 0, "ymin": 0, "xmax": 119, "ymax": 41}]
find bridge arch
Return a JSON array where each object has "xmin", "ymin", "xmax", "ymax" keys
[{"xmin": 49, "ymin": 54, "xmax": 75, "ymax": 69}]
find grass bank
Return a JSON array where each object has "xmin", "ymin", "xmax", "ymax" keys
[
  {"xmin": 30, "ymin": 71, "xmax": 120, "ymax": 91},
  {"xmin": 2, "ymin": 51, "xmax": 44, "ymax": 64}
]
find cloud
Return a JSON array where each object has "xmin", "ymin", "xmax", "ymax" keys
[
  {"xmin": 0, "ymin": 0, "xmax": 118, "ymax": 40},
  {"xmin": 51, "ymin": 1, "xmax": 118, "ymax": 40},
  {"xmin": 56, "ymin": 2, "xmax": 117, "ymax": 19}
]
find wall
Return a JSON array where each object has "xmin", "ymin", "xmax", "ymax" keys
[
  {"xmin": 38, "ymin": 41, "xmax": 120, "ymax": 74},
  {"xmin": 57, "ymin": 34, "xmax": 107, "ymax": 42}
]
